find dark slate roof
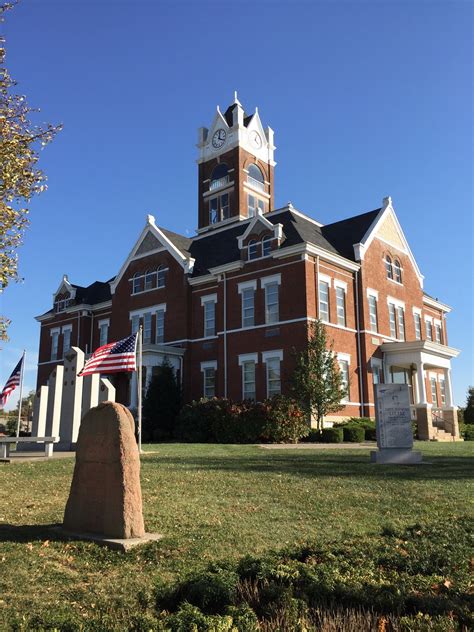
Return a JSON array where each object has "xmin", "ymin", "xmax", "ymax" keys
[
  {"xmin": 72, "ymin": 281, "xmax": 111, "ymax": 305},
  {"xmin": 321, "ymin": 208, "xmax": 381, "ymax": 260},
  {"xmin": 157, "ymin": 207, "xmax": 380, "ymax": 277},
  {"xmin": 223, "ymin": 103, "xmax": 252, "ymax": 128}
]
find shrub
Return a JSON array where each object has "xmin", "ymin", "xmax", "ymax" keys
[
  {"xmin": 259, "ymin": 395, "xmax": 309, "ymax": 443},
  {"xmin": 301, "ymin": 429, "xmax": 322, "ymax": 443},
  {"xmin": 320, "ymin": 427, "xmax": 343, "ymax": 443},
  {"xmin": 142, "ymin": 359, "xmax": 181, "ymax": 441},
  {"xmin": 342, "ymin": 425, "xmax": 365, "ymax": 443},
  {"xmin": 462, "ymin": 424, "xmax": 474, "ymax": 441}
]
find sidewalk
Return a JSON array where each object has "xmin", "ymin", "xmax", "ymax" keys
[{"xmin": 0, "ymin": 451, "xmax": 75, "ymax": 464}]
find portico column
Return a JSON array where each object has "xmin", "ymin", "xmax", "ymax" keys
[
  {"xmin": 444, "ymin": 367, "xmax": 454, "ymax": 407},
  {"xmin": 417, "ymin": 362, "xmax": 427, "ymax": 404}
]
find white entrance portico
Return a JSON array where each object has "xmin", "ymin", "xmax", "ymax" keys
[
  {"xmin": 129, "ymin": 343, "xmax": 185, "ymax": 410},
  {"xmin": 381, "ymin": 340, "xmax": 460, "ymax": 440}
]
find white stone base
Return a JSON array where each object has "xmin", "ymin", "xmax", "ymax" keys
[
  {"xmin": 52, "ymin": 527, "xmax": 162, "ymax": 552},
  {"xmin": 370, "ymin": 449, "xmax": 423, "ymax": 465}
]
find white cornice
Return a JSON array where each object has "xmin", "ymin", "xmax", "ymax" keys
[
  {"xmin": 35, "ymin": 299, "xmax": 113, "ymax": 323},
  {"xmin": 381, "ymin": 339, "xmax": 460, "ymax": 359},
  {"xmin": 272, "ymin": 242, "xmax": 360, "ymax": 272},
  {"xmin": 208, "ymin": 261, "xmax": 244, "ymax": 275},
  {"xmin": 423, "ymin": 295, "xmax": 452, "ymax": 313}
]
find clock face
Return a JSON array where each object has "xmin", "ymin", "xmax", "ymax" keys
[
  {"xmin": 212, "ymin": 129, "xmax": 227, "ymax": 149},
  {"xmin": 250, "ymin": 131, "xmax": 262, "ymax": 149}
]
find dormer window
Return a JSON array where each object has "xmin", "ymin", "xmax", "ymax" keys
[
  {"xmin": 54, "ymin": 293, "xmax": 71, "ymax": 312},
  {"xmin": 262, "ymin": 235, "xmax": 272, "ymax": 257},
  {"xmin": 247, "ymin": 164, "xmax": 265, "ymax": 191},
  {"xmin": 248, "ymin": 240, "xmax": 258, "ymax": 260},
  {"xmin": 209, "ymin": 163, "xmax": 229, "ymax": 191},
  {"xmin": 385, "ymin": 255, "xmax": 393, "ymax": 280},
  {"xmin": 393, "ymin": 259, "xmax": 402, "ymax": 284}
]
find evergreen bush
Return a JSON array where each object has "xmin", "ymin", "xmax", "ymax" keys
[
  {"xmin": 320, "ymin": 427, "xmax": 343, "ymax": 443},
  {"xmin": 142, "ymin": 359, "xmax": 181, "ymax": 441},
  {"xmin": 342, "ymin": 425, "xmax": 365, "ymax": 442}
]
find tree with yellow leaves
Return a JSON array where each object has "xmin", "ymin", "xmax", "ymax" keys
[{"xmin": 0, "ymin": 1, "xmax": 61, "ymax": 340}]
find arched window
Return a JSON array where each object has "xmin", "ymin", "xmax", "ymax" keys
[
  {"xmin": 210, "ymin": 163, "xmax": 229, "ymax": 191},
  {"xmin": 262, "ymin": 235, "xmax": 272, "ymax": 257},
  {"xmin": 132, "ymin": 272, "xmax": 142, "ymax": 294},
  {"xmin": 385, "ymin": 255, "xmax": 393, "ymax": 280},
  {"xmin": 144, "ymin": 269, "xmax": 155, "ymax": 291},
  {"xmin": 248, "ymin": 240, "xmax": 258, "ymax": 260},
  {"xmin": 157, "ymin": 265, "xmax": 166, "ymax": 288},
  {"xmin": 247, "ymin": 164, "xmax": 264, "ymax": 191},
  {"xmin": 393, "ymin": 259, "xmax": 402, "ymax": 283}
]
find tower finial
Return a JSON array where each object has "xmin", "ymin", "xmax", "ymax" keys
[{"xmin": 233, "ymin": 90, "xmax": 241, "ymax": 106}]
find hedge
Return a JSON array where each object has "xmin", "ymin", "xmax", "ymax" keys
[
  {"xmin": 342, "ymin": 425, "xmax": 366, "ymax": 442},
  {"xmin": 320, "ymin": 427, "xmax": 343, "ymax": 443}
]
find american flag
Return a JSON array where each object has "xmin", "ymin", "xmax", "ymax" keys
[
  {"xmin": 0, "ymin": 356, "xmax": 24, "ymax": 407},
  {"xmin": 78, "ymin": 333, "xmax": 138, "ymax": 377}
]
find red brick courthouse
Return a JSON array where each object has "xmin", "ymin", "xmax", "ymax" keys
[{"xmin": 35, "ymin": 96, "xmax": 460, "ymax": 440}]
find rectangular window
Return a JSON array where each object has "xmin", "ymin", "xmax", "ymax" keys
[
  {"xmin": 242, "ymin": 361, "xmax": 256, "ymax": 400},
  {"xmin": 372, "ymin": 364, "xmax": 383, "ymax": 386},
  {"xmin": 266, "ymin": 357, "xmax": 281, "ymax": 397},
  {"xmin": 265, "ymin": 282, "xmax": 279, "ymax": 324},
  {"xmin": 204, "ymin": 300, "xmax": 216, "ymax": 337},
  {"xmin": 156, "ymin": 309, "xmax": 165, "ymax": 343},
  {"xmin": 435, "ymin": 323, "xmax": 442, "ymax": 344},
  {"xmin": 368, "ymin": 295, "xmax": 378, "ymax": 332},
  {"xmin": 425, "ymin": 319, "xmax": 433, "ymax": 341},
  {"xmin": 131, "ymin": 314, "xmax": 140, "ymax": 334},
  {"xmin": 242, "ymin": 287, "xmax": 255, "ymax": 328},
  {"xmin": 397, "ymin": 307, "xmax": 405, "ymax": 341},
  {"xmin": 51, "ymin": 331, "xmax": 59, "ymax": 361},
  {"xmin": 221, "ymin": 193, "xmax": 229, "ymax": 220},
  {"xmin": 209, "ymin": 197, "xmax": 218, "ymax": 224},
  {"xmin": 336, "ymin": 287, "xmax": 346, "ymax": 327},
  {"xmin": 388, "ymin": 304, "xmax": 397, "ymax": 338},
  {"xmin": 203, "ymin": 367, "xmax": 216, "ymax": 398},
  {"xmin": 62, "ymin": 328, "xmax": 71, "ymax": 356},
  {"xmin": 338, "ymin": 360, "xmax": 349, "ymax": 402},
  {"xmin": 430, "ymin": 377, "xmax": 438, "ymax": 407},
  {"xmin": 99, "ymin": 322, "xmax": 109, "ymax": 347},
  {"xmin": 414, "ymin": 313, "xmax": 422, "ymax": 340},
  {"xmin": 143, "ymin": 312, "xmax": 152, "ymax": 344},
  {"xmin": 319, "ymin": 280, "xmax": 330, "ymax": 322},
  {"xmin": 257, "ymin": 198, "xmax": 265, "ymax": 213},
  {"xmin": 439, "ymin": 377, "xmax": 446, "ymax": 406},
  {"xmin": 248, "ymin": 194, "xmax": 256, "ymax": 217}
]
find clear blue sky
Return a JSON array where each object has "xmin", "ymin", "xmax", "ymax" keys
[{"xmin": 1, "ymin": 0, "xmax": 472, "ymax": 409}]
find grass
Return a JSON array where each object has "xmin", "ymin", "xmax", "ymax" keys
[{"xmin": 0, "ymin": 441, "xmax": 472, "ymax": 630}]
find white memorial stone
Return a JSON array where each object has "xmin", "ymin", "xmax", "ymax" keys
[
  {"xmin": 98, "ymin": 377, "xmax": 116, "ymax": 403},
  {"xmin": 371, "ymin": 384, "xmax": 422, "ymax": 464},
  {"xmin": 58, "ymin": 347, "xmax": 84, "ymax": 449},
  {"xmin": 45, "ymin": 365, "xmax": 64, "ymax": 439},
  {"xmin": 32, "ymin": 385, "xmax": 49, "ymax": 437},
  {"xmin": 81, "ymin": 373, "xmax": 101, "ymax": 416}
]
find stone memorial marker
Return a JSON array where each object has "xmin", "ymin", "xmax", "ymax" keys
[
  {"xmin": 371, "ymin": 383, "xmax": 422, "ymax": 464},
  {"xmin": 62, "ymin": 401, "xmax": 161, "ymax": 550}
]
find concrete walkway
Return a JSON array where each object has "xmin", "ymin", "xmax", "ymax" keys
[
  {"xmin": 0, "ymin": 451, "xmax": 75, "ymax": 464},
  {"xmin": 259, "ymin": 442, "xmax": 377, "ymax": 450}
]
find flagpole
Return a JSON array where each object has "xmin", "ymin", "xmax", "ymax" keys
[
  {"xmin": 15, "ymin": 350, "xmax": 26, "ymax": 438},
  {"xmin": 137, "ymin": 325, "xmax": 143, "ymax": 454}
]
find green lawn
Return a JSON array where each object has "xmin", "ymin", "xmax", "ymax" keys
[{"xmin": 0, "ymin": 442, "xmax": 472, "ymax": 630}]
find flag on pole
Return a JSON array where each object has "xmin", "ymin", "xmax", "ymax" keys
[
  {"xmin": 78, "ymin": 333, "xmax": 138, "ymax": 377},
  {"xmin": 0, "ymin": 356, "xmax": 24, "ymax": 407}
]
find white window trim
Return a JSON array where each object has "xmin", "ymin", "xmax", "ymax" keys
[
  {"xmin": 130, "ymin": 303, "xmax": 166, "ymax": 319},
  {"xmin": 386, "ymin": 296, "xmax": 405, "ymax": 310},
  {"xmin": 50, "ymin": 327, "xmax": 60, "ymax": 337},
  {"xmin": 412, "ymin": 307, "xmax": 422, "ymax": 315},
  {"xmin": 262, "ymin": 349, "xmax": 283, "ymax": 363},
  {"xmin": 260, "ymin": 273, "xmax": 281, "ymax": 289},
  {"xmin": 238, "ymin": 279, "xmax": 257, "ymax": 294},
  {"xmin": 61, "ymin": 324, "xmax": 72, "ymax": 333},
  {"xmin": 337, "ymin": 352, "xmax": 351, "ymax": 364},
  {"xmin": 238, "ymin": 352, "xmax": 259, "ymax": 366},
  {"xmin": 366, "ymin": 287, "xmax": 379, "ymax": 299},
  {"xmin": 434, "ymin": 318, "xmax": 442, "ymax": 326},
  {"xmin": 98, "ymin": 318, "xmax": 110, "ymax": 328},
  {"xmin": 200, "ymin": 293, "xmax": 218, "ymax": 306},
  {"xmin": 318, "ymin": 272, "xmax": 332, "ymax": 286},
  {"xmin": 429, "ymin": 372, "xmax": 439, "ymax": 380},
  {"xmin": 334, "ymin": 279, "xmax": 347, "ymax": 292},
  {"xmin": 424, "ymin": 315, "xmax": 433, "ymax": 323},
  {"xmin": 200, "ymin": 360, "xmax": 217, "ymax": 371}
]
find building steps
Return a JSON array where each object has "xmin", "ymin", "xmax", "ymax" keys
[{"xmin": 431, "ymin": 428, "xmax": 462, "ymax": 442}]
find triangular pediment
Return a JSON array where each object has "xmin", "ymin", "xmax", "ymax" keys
[
  {"xmin": 375, "ymin": 213, "xmax": 406, "ymax": 252},
  {"xmin": 134, "ymin": 231, "xmax": 163, "ymax": 256}
]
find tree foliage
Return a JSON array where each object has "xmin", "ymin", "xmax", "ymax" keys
[
  {"xmin": 463, "ymin": 386, "xmax": 474, "ymax": 425},
  {"xmin": 142, "ymin": 359, "xmax": 181, "ymax": 441},
  {"xmin": 0, "ymin": 2, "xmax": 61, "ymax": 340},
  {"xmin": 291, "ymin": 320, "xmax": 346, "ymax": 430}
]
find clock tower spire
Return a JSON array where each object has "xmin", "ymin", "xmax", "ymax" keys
[{"xmin": 196, "ymin": 95, "xmax": 276, "ymax": 232}]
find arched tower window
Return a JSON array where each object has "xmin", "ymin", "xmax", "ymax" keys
[
  {"xmin": 144, "ymin": 269, "xmax": 155, "ymax": 291},
  {"xmin": 132, "ymin": 272, "xmax": 142, "ymax": 294},
  {"xmin": 247, "ymin": 164, "xmax": 264, "ymax": 191},
  {"xmin": 393, "ymin": 259, "xmax": 402, "ymax": 283},
  {"xmin": 157, "ymin": 265, "xmax": 166, "ymax": 288},
  {"xmin": 385, "ymin": 255, "xmax": 393, "ymax": 280},
  {"xmin": 210, "ymin": 163, "xmax": 229, "ymax": 191}
]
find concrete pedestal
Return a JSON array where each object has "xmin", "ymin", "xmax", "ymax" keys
[{"xmin": 371, "ymin": 449, "xmax": 423, "ymax": 464}]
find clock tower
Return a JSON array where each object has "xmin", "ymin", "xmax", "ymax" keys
[{"xmin": 196, "ymin": 93, "xmax": 276, "ymax": 231}]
